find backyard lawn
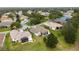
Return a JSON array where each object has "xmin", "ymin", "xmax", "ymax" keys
[{"xmin": 50, "ymin": 29, "xmax": 73, "ymax": 50}]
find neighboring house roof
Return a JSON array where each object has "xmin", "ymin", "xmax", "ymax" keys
[
  {"xmin": 20, "ymin": 15, "xmax": 28, "ymax": 20},
  {"xmin": 21, "ymin": 18, "xmax": 29, "ymax": 25},
  {"xmin": 53, "ymin": 16, "xmax": 68, "ymax": 24},
  {"xmin": 27, "ymin": 10, "xmax": 32, "ymax": 14},
  {"xmin": 41, "ymin": 12, "xmax": 50, "ymax": 16},
  {"xmin": 47, "ymin": 21, "xmax": 63, "ymax": 30},
  {"xmin": 10, "ymin": 30, "xmax": 32, "ymax": 42},
  {"xmin": 0, "ymin": 33, "xmax": 5, "ymax": 47},
  {"xmin": 0, "ymin": 18, "xmax": 13, "ymax": 22},
  {"xmin": 0, "ymin": 13, "xmax": 13, "ymax": 27},
  {"xmin": 30, "ymin": 26, "xmax": 48, "ymax": 35},
  {"xmin": 0, "ymin": 21, "xmax": 13, "ymax": 27},
  {"xmin": 0, "ymin": 13, "xmax": 12, "ymax": 21},
  {"xmin": 18, "ymin": 11, "xmax": 23, "ymax": 16}
]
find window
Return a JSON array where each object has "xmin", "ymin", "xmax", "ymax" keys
[
  {"xmin": 56, "ymin": 27, "xmax": 59, "ymax": 29},
  {"xmin": 21, "ymin": 37, "xmax": 28, "ymax": 43}
]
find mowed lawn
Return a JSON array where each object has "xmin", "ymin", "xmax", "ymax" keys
[
  {"xmin": 3, "ymin": 33, "xmax": 61, "ymax": 51},
  {"xmin": 0, "ymin": 28, "xmax": 10, "ymax": 32},
  {"xmin": 9, "ymin": 35, "xmax": 60, "ymax": 51},
  {"xmin": 49, "ymin": 30, "xmax": 72, "ymax": 50},
  {"xmin": 2, "ymin": 29, "xmax": 73, "ymax": 51}
]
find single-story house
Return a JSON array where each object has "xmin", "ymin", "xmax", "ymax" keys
[
  {"xmin": 0, "ymin": 18, "xmax": 13, "ymax": 22},
  {"xmin": 0, "ymin": 20, "xmax": 13, "ymax": 27},
  {"xmin": 0, "ymin": 14, "xmax": 13, "ymax": 27},
  {"xmin": 53, "ymin": 16, "xmax": 68, "ymax": 24},
  {"xmin": 21, "ymin": 18, "xmax": 29, "ymax": 26},
  {"xmin": 41, "ymin": 12, "xmax": 50, "ymax": 16},
  {"xmin": 10, "ymin": 29, "xmax": 32, "ymax": 43},
  {"xmin": 0, "ymin": 33, "xmax": 6, "ymax": 47},
  {"xmin": 18, "ymin": 11, "xmax": 23, "ymax": 16},
  {"xmin": 63, "ymin": 10, "xmax": 74, "ymax": 19},
  {"xmin": 27, "ymin": 10, "xmax": 32, "ymax": 14},
  {"xmin": 47, "ymin": 21, "xmax": 63, "ymax": 30},
  {"xmin": 20, "ymin": 15, "xmax": 29, "ymax": 20},
  {"xmin": 37, "ymin": 11, "xmax": 50, "ymax": 16},
  {"xmin": 30, "ymin": 26, "xmax": 50, "ymax": 36}
]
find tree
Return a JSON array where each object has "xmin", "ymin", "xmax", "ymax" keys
[
  {"xmin": 71, "ymin": 12, "xmax": 79, "ymax": 29},
  {"xmin": 16, "ymin": 14, "xmax": 21, "ymax": 23},
  {"xmin": 44, "ymin": 33, "xmax": 58, "ymax": 48},
  {"xmin": 49, "ymin": 10, "xmax": 63, "ymax": 19},
  {"xmin": 10, "ymin": 22, "xmax": 21, "ymax": 30},
  {"xmin": 62, "ymin": 22, "xmax": 76, "ymax": 44},
  {"xmin": 27, "ymin": 18, "xmax": 41, "ymax": 25}
]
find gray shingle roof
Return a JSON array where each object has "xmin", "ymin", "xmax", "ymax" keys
[
  {"xmin": 0, "ymin": 21, "xmax": 13, "ymax": 27},
  {"xmin": 30, "ymin": 26, "xmax": 48, "ymax": 34}
]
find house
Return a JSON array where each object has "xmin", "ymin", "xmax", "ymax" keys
[
  {"xmin": 0, "ymin": 17, "xmax": 13, "ymax": 27},
  {"xmin": 18, "ymin": 11, "xmax": 23, "ymax": 16},
  {"xmin": 54, "ymin": 16, "xmax": 67, "ymax": 24},
  {"xmin": 20, "ymin": 18, "xmax": 29, "ymax": 30},
  {"xmin": 0, "ymin": 33, "xmax": 6, "ymax": 47},
  {"xmin": 37, "ymin": 11, "xmax": 42, "ymax": 14},
  {"xmin": 10, "ymin": 29, "xmax": 32, "ymax": 43},
  {"xmin": 40, "ymin": 12, "xmax": 50, "ymax": 16},
  {"xmin": 20, "ymin": 15, "xmax": 28, "ymax": 20},
  {"xmin": 64, "ymin": 10, "xmax": 74, "ymax": 19},
  {"xmin": 47, "ymin": 21, "xmax": 63, "ymax": 30},
  {"xmin": 30, "ymin": 26, "xmax": 50, "ymax": 36},
  {"xmin": 0, "ymin": 20, "xmax": 13, "ymax": 27},
  {"xmin": 0, "ymin": 13, "xmax": 13, "ymax": 27},
  {"xmin": 27, "ymin": 10, "xmax": 32, "ymax": 14},
  {"xmin": 0, "ymin": 13, "xmax": 13, "ymax": 22},
  {"xmin": 21, "ymin": 18, "xmax": 29, "ymax": 25}
]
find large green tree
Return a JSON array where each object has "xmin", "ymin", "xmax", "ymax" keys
[
  {"xmin": 10, "ymin": 22, "xmax": 21, "ymax": 30},
  {"xmin": 28, "ymin": 18, "xmax": 41, "ymax": 25},
  {"xmin": 49, "ymin": 10, "xmax": 63, "ymax": 19},
  {"xmin": 44, "ymin": 33, "xmax": 58, "ymax": 48},
  {"xmin": 27, "ymin": 13, "xmax": 47, "ymax": 25},
  {"xmin": 62, "ymin": 21, "xmax": 76, "ymax": 44}
]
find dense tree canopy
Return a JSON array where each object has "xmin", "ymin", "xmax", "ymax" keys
[
  {"xmin": 10, "ymin": 22, "xmax": 21, "ymax": 30},
  {"xmin": 49, "ymin": 10, "xmax": 63, "ymax": 19},
  {"xmin": 62, "ymin": 22, "xmax": 76, "ymax": 44},
  {"xmin": 71, "ymin": 11, "xmax": 79, "ymax": 29},
  {"xmin": 44, "ymin": 33, "xmax": 58, "ymax": 48},
  {"xmin": 27, "ymin": 13, "xmax": 47, "ymax": 25},
  {"xmin": 27, "ymin": 18, "xmax": 41, "ymax": 25}
]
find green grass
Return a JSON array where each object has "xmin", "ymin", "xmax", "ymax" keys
[
  {"xmin": 10, "ymin": 36, "xmax": 48, "ymax": 51},
  {"xmin": 1, "ymin": 29, "xmax": 73, "ymax": 51},
  {"xmin": 9, "ymin": 32, "xmax": 65, "ymax": 51},
  {"xmin": 75, "ymin": 29, "xmax": 79, "ymax": 42},
  {"xmin": 4, "ymin": 33, "xmax": 12, "ymax": 51},
  {"xmin": 4, "ymin": 34, "xmax": 60, "ymax": 51},
  {"xmin": 0, "ymin": 28, "xmax": 10, "ymax": 32},
  {"xmin": 49, "ymin": 29, "xmax": 72, "ymax": 50}
]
